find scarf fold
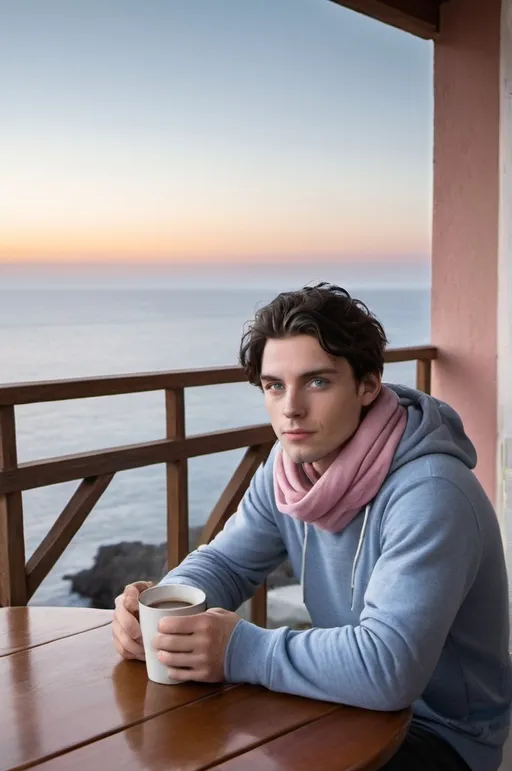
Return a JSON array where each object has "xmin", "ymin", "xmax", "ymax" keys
[{"xmin": 273, "ymin": 385, "xmax": 407, "ymax": 533}]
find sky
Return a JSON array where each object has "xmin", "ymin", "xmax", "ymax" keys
[{"xmin": 0, "ymin": 0, "xmax": 433, "ymax": 267}]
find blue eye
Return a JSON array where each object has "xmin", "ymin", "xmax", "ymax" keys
[
  {"xmin": 311, "ymin": 378, "xmax": 328, "ymax": 388},
  {"xmin": 265, "ymin": 382, "xmax": 285, "ymax": 391}
]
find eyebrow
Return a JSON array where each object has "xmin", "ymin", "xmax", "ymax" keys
[{"xmin": 260, "ymin": 367, "xmax": 339, "ymax": 382}]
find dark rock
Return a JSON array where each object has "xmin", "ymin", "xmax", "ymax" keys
[
  {"xmin": 63, "ymin": 526, "xmax": 297, "ymax": 609},
  {"xmin": 64, "ymin": 541, "xmax": 167, "ymax": 609}
]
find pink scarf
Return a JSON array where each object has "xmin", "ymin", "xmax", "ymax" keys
[{"xmin": 273, "ymin": 386, "xmax": 407, "ymax": 533}]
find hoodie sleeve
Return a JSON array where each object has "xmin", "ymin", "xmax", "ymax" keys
[
  {"xmin": 225, "ymin": 476, "xmax": 482, "ymax": 710},
  {"xmin": 158, "ymin": 453, "xmax": 288, "ymax": 611}
]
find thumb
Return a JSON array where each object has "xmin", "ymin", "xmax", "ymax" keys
[
  {"xmin": 125, "ymin": 580, "xmax": 153, "ymax": 597},
  {"xmin": 123, "ymin": 581, "xmax": 153, "ymax": 609}
]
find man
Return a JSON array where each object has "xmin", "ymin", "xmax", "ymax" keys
[{"xmin": 113, "ymin": 283, "xmax": 511, "ymax": 771}]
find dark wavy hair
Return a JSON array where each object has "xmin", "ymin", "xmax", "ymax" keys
[{"xmin": 239, "ymin": 282, "xmax": 388, "ymax": 387}]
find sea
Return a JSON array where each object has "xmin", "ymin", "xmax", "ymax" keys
[{"xmin": 0, "ymin": 278, "xmax": 430, "ymax": 606}]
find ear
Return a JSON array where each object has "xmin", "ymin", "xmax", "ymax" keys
[{"xmin": 359, "ymin": 373, "xmax": 381, "ymax": 407}]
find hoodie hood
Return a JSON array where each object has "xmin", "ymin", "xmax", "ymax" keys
[{"xmin": 387, "ymin": 384, "xmax": 477, "ymax": 474}]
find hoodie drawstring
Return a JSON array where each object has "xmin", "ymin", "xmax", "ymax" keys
[
  {"xmin": 350, "ymin": 503, "xmax": 371, "ymax": 610},
  {"xmin": 300, "ymin": 522, "xmax": 309, "ymax": 605},
  {"xmin": 300, "ymin": 504, "xmax": 371, "ymax": 612}
]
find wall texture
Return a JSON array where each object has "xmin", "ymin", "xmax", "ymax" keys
[
  {"xmin": 498, "ymin": 0, "xmax": 512, "ymax": 567},
  {"xmin": 432, "ymin": 0, "xmax": 501, "ymax": 501}
]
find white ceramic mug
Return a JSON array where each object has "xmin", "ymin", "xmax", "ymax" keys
[{"xmin": 138, "ymin": 584, "xmax": 207, "ymax": 685}]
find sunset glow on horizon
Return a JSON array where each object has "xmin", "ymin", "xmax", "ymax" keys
[{"xmin": 1, "ymin": 0, "xmax": 433, "ymax": 266}]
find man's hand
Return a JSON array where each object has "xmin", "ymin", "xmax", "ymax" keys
[
  {"xmin": 112, "ymin": 580, "xmax": 153, "ymax": 661},
  {"xmin": 154, "ymin": 608, "xmax": 240, "ymax": 683}
]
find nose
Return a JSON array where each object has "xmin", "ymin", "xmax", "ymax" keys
[{"xmin": 282, "ymin": 389, "xmax": 306, "ymax": 419}]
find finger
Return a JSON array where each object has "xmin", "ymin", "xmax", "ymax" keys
[
  {"xmin": 157, "ymin": 650, "xmax": 201, "ymax": 669},
  {"xmin": 166, "ymin": 667, "xmax": 212, "ymax": 683},
  {"xmin": 153, "ymin": 633, "xmax": 195, "ymax": 653},
  {"xmin": 123, "ymin": 593, "xmax": 140, "ymax": 615},
  {"xmin": 114, "ymin": 635, "xmax": 145, "ymax": 662},
  {"xmin": 158, "ymin": 614, "xmax": 204, "ymax": 635},
  {"xmin": 113, "ymin": 636, "xmax": 136, "ymax": 661},
  {"xmin": 166, "ymin": 667, "xmax": 195, "ymax": 682},
  {"xmin": 115, "ymin": 600, "xmax": 143, "ymax": 642},
  {"xmin": 114, "ymin": 594, "xmax": 139, "ymax": 616},
  {"xmin": 117, "ymin": 646, "xmax": 145, "ymax": 663},
  {"xmin": 113, "ymin": 631, "xmax": 145, "ymax": 661},
  {"xmin": 112, "ymin": 617, "xmax": 145, "ymax": 659},
  {"xmin": 113, "ymin": 633, "xmax": 131, "ymax": 659},
  {"xmin": 112, "ymin": 616, "xmax": 144, "ymax": 656}
]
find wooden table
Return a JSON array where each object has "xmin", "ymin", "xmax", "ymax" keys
[{"xmin": 0, "ymin": 607, "xmax": 411, "ymax": 771}]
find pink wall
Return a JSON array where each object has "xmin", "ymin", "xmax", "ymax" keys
[{"xmin": 432, "ymin": 0, "xmax": 501, "ymax": 501}]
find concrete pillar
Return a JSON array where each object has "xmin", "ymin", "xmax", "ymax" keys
[{"xmin": 432, "ymin": 0, "xmax": 501, "ymax": 502}]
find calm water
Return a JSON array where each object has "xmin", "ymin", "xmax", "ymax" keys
[{"xmin": 0, "ymin": 285, "xmax": 430, "ymax": 605}]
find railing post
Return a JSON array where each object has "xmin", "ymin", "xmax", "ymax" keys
[
  {"xmin": 416, "ymin": 359, "xmax": 432, "ymax": 394},
  {"xmin": 250, "ymin": 583, "xmax": 268, "ymax": 628},
  {"xmin": 0, "ymin": 406, "xmax": 27, "ymax": 606},
  {"xmin": 165, "ymin": 389, "xmax": 189, "ymax": 570}
]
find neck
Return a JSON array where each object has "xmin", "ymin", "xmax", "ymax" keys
[
  {"xmin": 311, "ymin": 449, "xmax": 339, "ymax": 477},
  {"xmin": 311, "ymin": 418, "xmax": 364, "ymax": 477},
  {"xmin": 311, "ymin": 449, "xmax": 339, "ymax": 476}
]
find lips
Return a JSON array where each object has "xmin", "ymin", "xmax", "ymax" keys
[{"xmin": 282, "ymin": 430, "xmax": 314, "ymax": 440}]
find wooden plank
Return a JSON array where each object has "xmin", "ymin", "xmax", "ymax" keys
[
  {"xmin": 328, "ymin": 0, "xmax": 441, "ymax": 40},
  {"xmin": 0, "ymin": 424, "xmax": 276, "ymax": 495},
  {"xmin": 0, "ymin": 607, "xmax": 112, "ymax": 657},
  {"xmin": 211, "ymin": 705, "xmax": 411, "ymax": 771},
  {"xmin": 166, "ymin": 389, "xmax": 189, "ymax": 569},
  {"xmin": 0, "ymin": 622, "xmax": 226, "ymax": 771},
  {"xmin": 198, "ymin": 443, "xmax": 274, "ymax": 546},
  {"xmin": 249, "ymin": 583, "xmax": 268, "ymax": 629},
  {"xmin": 0, "ymin": 347, "xmax": 437, "ymax": 406},
  {"xmin": 25, "ymin": 474, "xmax": 115, "ymax": 599},
  {"xmin": 416, "ymin": 358, "xmax": 432, "ymax": 394},
  {"xmin": 26, "ymin": 687, "xmax": 337, "ymax": 771},
  {"xmin": 384, "ymin": 345, "xmax": 437, "ymax": 363},
  {"xmin": 0, "ymin": 366, "xmax": 246, "ymax": 406},
  {"xmin": 0, "ymin": 406, "xmax": 26, "ymax": 607}
]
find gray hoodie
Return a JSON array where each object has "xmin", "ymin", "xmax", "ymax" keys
[{"xmin": 161, "ymin": 385, "xmax": 512, "ymax": 771}]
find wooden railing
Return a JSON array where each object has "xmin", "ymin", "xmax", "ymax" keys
[{"xmin": 0, "ymin": 345, "xmax": 437, "ymax": 625}]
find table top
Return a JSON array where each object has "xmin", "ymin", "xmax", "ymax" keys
[{"xmin": 0, "ymin": 607, "xmax": 411, "ymax": 771}]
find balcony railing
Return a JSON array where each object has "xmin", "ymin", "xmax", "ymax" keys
[{"xmin": 0, "ymin": 345, "xmax": 437, "ymax": 625}]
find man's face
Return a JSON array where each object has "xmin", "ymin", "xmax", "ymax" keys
[{"xmin": 261, "ymin": 335, "xmax": 381, "ymax": 474}]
